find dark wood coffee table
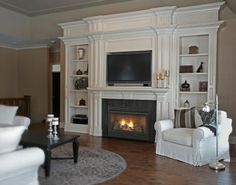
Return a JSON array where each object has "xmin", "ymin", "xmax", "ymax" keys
[{"xmin": 20, "ymin": 131, "xmax": 79, "ymax": 177}]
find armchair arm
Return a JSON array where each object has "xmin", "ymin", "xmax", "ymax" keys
[
  {"xmin": 193, "ymin": 127, "xmax": 214, "ymax": 141},
  {"xmin": 0, "ymin": 147, "xmax": 45, "ymax": 176},
  {"xmin": 13, "ymin": 116, "xmax": 30, "ymax": 129},
  {"xmin": 218, "ymin": 118, "xmax": 232, "ymax": 135},
  {"xmin": 154, "ymin": 120, "xmax": 174, "ymax": 143},
  {"xmin": 154, "ymin": 120, "xmax": 174, "ymax": 132}
]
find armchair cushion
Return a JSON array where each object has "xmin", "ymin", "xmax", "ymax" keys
[
  {"xmin": 0, "ymin": 105, "xmax": 18, "ymax": 125},
  {"xmin": 0, "ymin": 126, "xmax": 25, "ymax": 154},
  {"xmin": 162, "ymin": 128, "xmax": 194, "ymax": 146}
]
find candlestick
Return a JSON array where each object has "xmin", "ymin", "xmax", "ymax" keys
[
  {"xmin": 47, "ymin": 114, "xmax": 54, "ymax": 138},
  {"xmin": 52, "ymin": 117, "xmax": 59, "ymax": 140},
  {"xmin": 156, "ymin": 73, "xmax": 161, "ymax": 88},
  {"xmin": 164, "ymin": 70, "xmax": 170, "ymax": 88}
]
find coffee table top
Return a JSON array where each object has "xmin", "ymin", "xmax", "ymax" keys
[{"xmin": 20, "ymin": 130, "xmax": 79, "ymax": 149}]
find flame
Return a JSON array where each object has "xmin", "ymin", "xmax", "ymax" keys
[
  {"xmin": 118, "ymin": 118, "xmax": 134, "ymax": 131},
  {"xmin": 120, "ymin": 119, "xmax": 126, "ymax": 126},
  {"xmin": 127, "ymin": 120, "xmax": 134, "ymax": 129}
]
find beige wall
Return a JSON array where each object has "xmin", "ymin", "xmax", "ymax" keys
[
  {"xmin": 0, "ymin": 47, "xmax": 18, "ymax": 97},
  {"xmin": 218, "ymin": 18, "xmax": 236, "ymax": 136},
  {"xmin": 18, "ymin": 47, "xmax": 49, "ymax": 123}
]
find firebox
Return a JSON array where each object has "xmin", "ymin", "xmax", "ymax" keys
[{"xmin": 102, "ymin": 99, "xmax": 156, "ymax": 142}]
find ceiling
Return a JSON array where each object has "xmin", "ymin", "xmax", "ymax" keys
[
  {"xmin": 0, "ymin": 0, "xmax": 235, "ymax": 16},
  {"xmin": 0, "ymin": 0, "xmax": 132, "ymax": 16}
]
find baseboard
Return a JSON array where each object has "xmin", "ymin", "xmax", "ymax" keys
[{"xmin": 229, "ymin": 135, "xmax": 236, "ymax": 144}]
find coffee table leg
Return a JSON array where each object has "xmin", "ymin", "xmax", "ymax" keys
[
  {"xmin": 73, "ymin": 138, "xmax": 79, "ymax": 163},
  {"xmin": 44, "ymin": 148, "xmax": 51, "ymax": 177}
]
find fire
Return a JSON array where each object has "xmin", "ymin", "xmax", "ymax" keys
[
  {"xmin": 127, "ymin": 120, "xmax": 134, "ymax": 129},
  {"xmin": 120, "ymin": 119, "xmax": 126, "ymax": 126},
  {"xmin": 119, "ymin": 119, "xmax": 134, "ymax": 131}
]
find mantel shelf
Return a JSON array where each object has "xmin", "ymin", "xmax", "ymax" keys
[{"xmin": 88, "ymin": 87, "xmax": 169, "ymax": 93}]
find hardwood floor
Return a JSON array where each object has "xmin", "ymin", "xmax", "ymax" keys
[{"xmin": 31, "ymin": 123, "xmax": 236, "ymax": 185}]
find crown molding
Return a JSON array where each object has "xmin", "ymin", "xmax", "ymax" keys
[{"xmin": 0, "ymin": 36, "xmax": 59, "ymax": 50}]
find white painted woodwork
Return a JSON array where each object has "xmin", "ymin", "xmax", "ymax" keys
[{"xmin": 59, "ymin": 2, "xmax": 223, "ymax": 135}]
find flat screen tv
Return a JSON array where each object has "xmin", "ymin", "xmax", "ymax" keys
[{"xmin": 107, "ymin": 51, "xmax": 152, "ymax": 86}]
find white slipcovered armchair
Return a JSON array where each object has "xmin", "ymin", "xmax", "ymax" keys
[
  {"xmin": 0, "ymin": 105, "xmax": 45, "ymax": 185},
  {"xmin": 154, "ymin": 111, "xmax": 232, "ymax": 166}
]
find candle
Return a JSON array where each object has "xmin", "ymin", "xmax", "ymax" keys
[
  {"xmin": 47, "ymin": 114, "xmax": 54, "ymax": 122},
  {"xmin": 52, "ymin": 117, "xmax": 59, "ymax": 125}
]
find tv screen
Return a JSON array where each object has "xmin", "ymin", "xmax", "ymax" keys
[{"xmin": 107, "ymin": 51, "xmax": 152, "ymax": 85}]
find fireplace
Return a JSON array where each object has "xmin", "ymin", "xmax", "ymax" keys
[{"xmin": 102, "ymin": 99, "xmax": 156, "ymax": 142}]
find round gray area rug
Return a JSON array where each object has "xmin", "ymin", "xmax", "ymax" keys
[{"xmin": 38, "ymin": 145, "xmax": 127, "ymax": 185}]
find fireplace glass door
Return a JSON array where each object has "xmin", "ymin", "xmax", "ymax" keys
[{"xmin": 108, "ymin": 111, "xmax": 149, "ymax": 141}]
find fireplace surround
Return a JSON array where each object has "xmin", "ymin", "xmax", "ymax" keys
[{"xmin": 102, "ymin": 99, "xmax": 156, "ymax": 142}]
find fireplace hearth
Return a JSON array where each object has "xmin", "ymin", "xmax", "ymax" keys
[{"xmin": 102, "ymin": 99, "xmax": 156, "ymax": 142}]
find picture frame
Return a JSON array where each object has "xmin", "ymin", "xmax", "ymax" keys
[{"xmin": 199, "ymin": 81, "xmax": 208, "ymax": 92}]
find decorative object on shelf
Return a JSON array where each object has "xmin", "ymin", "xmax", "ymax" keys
[
  {"xmin": 74, "ymin": 77, "xmax": 88, "ymax": 90},
  {"xmin": 164, "ymin": 70, "xmax": 170, "ymax": 88},
  {"xmin": 196, "ymin": 62, "xmax": 204, "ymax": 73},
  {"xmin": 184, "ymin": 100, "xmax": 190, "ymax": 108},
  {"xmin": 156, "ymin": 73, "xmax": 161, "ymax": 88},
  {"xmin": 52, "ymin": 117, "xmax": 59, "ymax": 140},
  {"xmin": 79, "ymin": 98, "xmax": 86, "ymax": 106},
  {"xmin": 156, "ymin": 70, "xmax": 169, "ymax": 88},
  {"xmin": 47, "ymin": 114, "xmax": 54, "ymax": 138},
  {"xmin": 83, "ymin": 64, "xmax": 88, "ymax": 75},
  {"xmin": 160, "ymin": 72, "xmax": 165, "ymax": 88},
  {"xmin": 202, "ymin": 95, "xmax": 225, "ymax": 171},
  {"xmin": 179, "ymin": 65, "xmax": 193, "ymax": 73},
  {"xmin": 188, "ymin": 45, "xmax": 199, "ymax": 54},
  {"xmin": 72, "ymin": 114, "xmax": 88, "ymax": 124},
  {"xmin": 76, "ymin": 69, "xmax": 83, "ymax": 75},
  {"xmin": 181, "ymin": 80, "xmax": 190, "ymax": 91},
  {"xmin": 76, "ymin": 47, "xmax": 86, "ymax": 60},
  {"xmin": 199, "ymin": 81, "xmax": 208, "ymax": 92}
]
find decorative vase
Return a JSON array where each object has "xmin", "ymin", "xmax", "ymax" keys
[
  {"xmin": 76, "ymin": 48, "xmax": 85, "ymax": 60},
  {"xmin": 181, "ymin": 80, "xmax": 190, "ymax": 89},
  {"xmin": 184, "ymin": 100, "xmax": 190, "ymax": 107},
  {"xmin": 76, "ymin": 69, "xmax": 83, "ymax": 75}
]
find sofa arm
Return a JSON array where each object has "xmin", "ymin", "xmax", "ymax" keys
[
  {"xmin": 0, "ymin": 147, "xmax": 45, "ymax": 176},
  {"xmin": 13, "ymin": 116, "xmax": 30, "ymax": 129}
]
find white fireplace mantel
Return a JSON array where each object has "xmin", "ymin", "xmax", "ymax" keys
[{"xmin": 88, "ymin": 87, "xmax": 171, "ymax": 136}]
